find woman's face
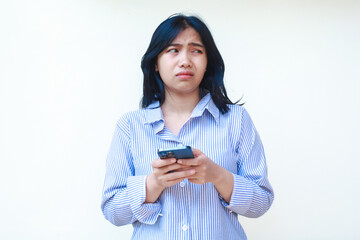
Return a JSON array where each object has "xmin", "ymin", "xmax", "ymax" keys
[{"xmin": 156, "ymin": 27, "xmax": 207, "ymax": 97}]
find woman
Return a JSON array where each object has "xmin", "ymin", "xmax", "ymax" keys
[{"xmin": 101, "ymin": 14, "xmax": 274, "ymax": 240}]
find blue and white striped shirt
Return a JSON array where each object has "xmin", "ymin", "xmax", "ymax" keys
[{"xmin": 101, "ymin": 93, "xmax": 274, "ymax": 240}]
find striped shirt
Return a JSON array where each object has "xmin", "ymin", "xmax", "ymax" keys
[{"xmin": 101, "ymin": 93, "xmax": 274, "ymax": 240}]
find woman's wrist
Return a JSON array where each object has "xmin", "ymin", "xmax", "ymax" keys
[
  {"xmin": 212, "ymin": 166, "xmax": 234, "ymax": 203},
  {"xmin": 145, "ymin": 173, "xmax": 165, "ymax": 203},
  {"xmin": 211, "ymin": 164, "xmax": 226, "ymax": 185}
]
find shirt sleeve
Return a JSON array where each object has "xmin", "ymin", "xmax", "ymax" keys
[
  {"xmin": 220, "ymin": 108, "xmax": 274, "ymax": 218},
  {"xmin": 101, "ymin": 116, "xmax": 162, "ymax": 226}
]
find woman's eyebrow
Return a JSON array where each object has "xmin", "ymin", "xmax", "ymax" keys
[
  {"xmin": 168, "ymin": 43, "xmax": 180, "ymax": 47},
  {"xmin": 168, "ymin": 42, "xmax": 204, "ymax": 48},
  {"xmin": 189, "ymin": 42, "xmax": 204, "ymax": 48}
]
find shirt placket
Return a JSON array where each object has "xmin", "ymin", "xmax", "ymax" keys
[{"xmin": 177, "ymin": 118, "xmax": 193, "ymax": 239}]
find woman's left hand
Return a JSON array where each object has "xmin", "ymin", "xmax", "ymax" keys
[
  {"xmin": 177, "ymin": 148, "xmax": 234, "ymax": 203},
  {"xmin": 177, "ymin": 148, "xmax": 222, "ymax": 185}
]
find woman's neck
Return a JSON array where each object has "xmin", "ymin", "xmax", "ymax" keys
[
  {"xmin": 160, "ymin": 90, "xmax": 201, "ymax": 136},
  {"xmin": 161, "ymin": 90, "xmax": 200, "ymax": 116}
]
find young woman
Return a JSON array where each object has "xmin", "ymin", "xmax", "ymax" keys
[{"xmin": 101, "ymin": 14, "xmax": 274, "ymax": 240}]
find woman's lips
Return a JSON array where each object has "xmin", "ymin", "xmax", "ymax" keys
[{"xmin": 176, "ymin": 71, "xmax": 194, "ymax": 80}]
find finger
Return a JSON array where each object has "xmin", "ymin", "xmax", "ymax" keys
[
  {"xmin": 177, "ymin": 157, "xmax": 201, "ymax": 166},
  {"xmin": 162, "ymin": 169, "xmax": 196, "ymax": 182},
  {"xmin": 191, "ymin": 148, "xmax": 203, "ymax": 157},
  {"xmin": 187, "ymin": 177, "xmax": 197, "ymax": 181},
  {"xmin": 187, "ymin": 168, "xmax": 199, "ymax": 180},
  {"xmin": 164, "ymin": 178, "xmax": 187, "ymax": 186},
  {"xmin": 188, "ymin": 178, "xmax": 205, "ymax": 185},
  {"xmin": 151, "ymin": 158, "xmax": 176, "ymax": 168},
  {"xmin": 153, "ymin": 164, "xmax": 190, "ymax": 177},
  {"xmin": 160, "ymin": 163, "xmax": 190, "ymax": 174},
  {"xmin": 171, "ymin": 166, "xmax": 193, "ymax": 172}
]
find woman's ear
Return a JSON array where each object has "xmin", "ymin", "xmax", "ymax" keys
[{"xmin": 155, "ymin": 64, "xmax": 158, "ymax": 72}]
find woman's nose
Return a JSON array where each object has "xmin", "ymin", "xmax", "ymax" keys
[{"xmin": 179, "ymin": 52, "xmax": 192, "ymax": 68}]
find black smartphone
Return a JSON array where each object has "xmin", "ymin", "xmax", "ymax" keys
[{"xmin": 157, "ymin": 146, "xmax": 194, "ymax": 159}]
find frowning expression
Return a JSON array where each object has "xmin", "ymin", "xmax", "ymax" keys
[{"xmin": 156, "ymin": 27, "xmax": 207, "ymax": 97}]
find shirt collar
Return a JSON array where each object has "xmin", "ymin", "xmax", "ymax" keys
[
  {"xmin": 190, "ymin": 93, "xmax": 220, "ymax": 124},
  {"xmin": 145, "ymin": 101, "xmax": 163, "ymax": 124},
  {"xmin": 144, "ymin": 101, "xmax": 164, "ymax": 135},
  {"xmin": 144, "ymin": 93, "xmax": 220, "ymax": 126}
]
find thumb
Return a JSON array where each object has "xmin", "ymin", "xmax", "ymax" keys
[{"xmin": 191, "ymin": 148, "xmax": 203, "ymax": 157}]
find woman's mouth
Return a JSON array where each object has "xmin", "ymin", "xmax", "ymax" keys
[{"xmin": 176, "ymin": 71, "xmax": 194, "ymax": 80}]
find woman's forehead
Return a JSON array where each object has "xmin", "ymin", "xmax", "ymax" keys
[{"xmin": 170, "ymin": 27, "xmax": 203, "ymax": 45}]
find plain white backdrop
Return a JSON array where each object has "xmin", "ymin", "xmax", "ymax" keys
[{"xmin": 1, "ymin": 0, "xmax": 359, "ymax": 239}]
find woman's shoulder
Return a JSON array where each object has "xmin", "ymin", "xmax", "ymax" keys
[
  {"xmin": 115, "ymin": 108, "xmax": 147, "ymax": 127},
  {"xmin": 225, "ymin": 103, "xmax": 248, "ymax": 117},
  {"xmin": 223, "ymin": 104, "xmax": 256, "ymax": 128}
]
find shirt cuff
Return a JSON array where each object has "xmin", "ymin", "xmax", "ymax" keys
[
  {"xmin": 220, "ymin": 173, "xmax": 252, "ymax": 212},
  {"xmin": 127, "ymin": 175, "xmax": 162, "ymax": 224}
]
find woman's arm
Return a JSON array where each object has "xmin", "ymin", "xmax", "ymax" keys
[
  {"xmin": 227, "ymin": 108, "xmax": 274, "ymax": 218},
  {"xmin": 102, "ymin": 117, "xmax": 199, "ymax": 226},
  {"xmin": 101, "ymin": 118, "xmax": 162, "ymax": 226},
  {"xmin": 177, "ymin": 108, "xmax": 274, "ymax": 218}
]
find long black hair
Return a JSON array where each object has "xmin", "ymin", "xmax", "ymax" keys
[{"xmin": 141, "ymin": 14, "xmax": 237, "ymax": 114}]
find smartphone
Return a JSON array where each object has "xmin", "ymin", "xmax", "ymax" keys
[{"xmin": 158, "ymin": 146, "xmax": 194, "ymax": 159}]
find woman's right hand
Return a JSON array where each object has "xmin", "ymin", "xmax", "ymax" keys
[{"xmin": 145, "ymin": 158, "xmax": 195, "ymax": 203}]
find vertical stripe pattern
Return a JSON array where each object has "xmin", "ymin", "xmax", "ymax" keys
[{"xmin": 101, "ymin": 93, "xmax": 274, "ymax": 240}]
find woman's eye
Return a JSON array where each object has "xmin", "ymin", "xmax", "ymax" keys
[
  {"xmin": 193, "ymin": 49, "xmax": 203, "ymax": 54},
  {"xmin": 168, "ymin": 48, "xmax": 178, "ymax": 53}
]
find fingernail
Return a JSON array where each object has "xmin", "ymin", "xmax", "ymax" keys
[
  {"xmin": 190, "ymin": 169, "xmax": 195, "ymax": 174},
  {"xmin": 177, "ymin": 160, "xmax": 182, "ymax": 164}
]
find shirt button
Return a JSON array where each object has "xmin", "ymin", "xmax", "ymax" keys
[
  {"xmin": 182, "ymin": 224, "xmax": 188, "ymax": 231},
  {"xmin": 180, "ymin": 182, "xmax": 185, "ymax": 187}
]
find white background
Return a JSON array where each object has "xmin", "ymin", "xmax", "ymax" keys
[{"xmin": 1, "ymin": 0, "xmax": 359, "ymax": 239}]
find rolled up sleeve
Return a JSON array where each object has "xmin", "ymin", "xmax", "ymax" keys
[{"xmin": 220, "ymin": 108, "xmax": 274, "ymax": 218}]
